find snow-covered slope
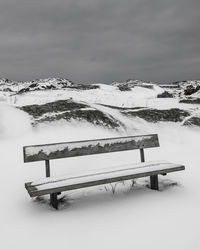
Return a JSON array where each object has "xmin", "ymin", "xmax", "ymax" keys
[
  {"xmin": 0, "ymin": 106, "xmax": 199, "ymax": 250},
  {"xmin": 9, "ymin": 83, "xmax": 163, "ymax": 107},
  {"xmin": 1, "ymin": 78, "xmax": 200, "ymax": 129},
  {"xmin": 1, "ymin": 78, "xmax": 200, "ymax": 250},
  {"xmin": 0, "ymin": 77, "xmax": 74, "ymax": 93},
  {"xmin": 161, "ymin": 80, "xmax": 200, "ymax": 98},
  {"xmin": 0, "ymin": 78, "xmax": 19, "ymax": 92}
]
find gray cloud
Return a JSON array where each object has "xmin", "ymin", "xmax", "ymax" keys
[{"xmin": 0, "ymin": 0, "xmax": 199, "ymax": 83}]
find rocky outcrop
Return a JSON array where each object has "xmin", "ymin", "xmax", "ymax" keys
[
  {"xmin": 118, "ymin": 84, "xmax": 132, "ymax": 91},
  {"xmin": 183, "ymin": 84, "xmax": 200, "ymax": 96},
  {"xmin": 19, "ymin": 99, "xmax": 200, "ymax": 128},
  {"xmin": 157, "ymin": 91, "xmax": 173, "ymax": 98},
  {"xmin": 182, "ymin": 116, "xmax": 200, "ymax": 126},
  {"xmin": 122, "ymin": 108, "xmax": 190, "ymax": 123},
  {"xmin": 20, "ymin": 99, "xmax": 87, "ymax": 117},
  {"xmin": 179, "ymin": 97, "xmax": 200, "ymax": 104},
  {"xmin": 68, "ymin": 84, "xmax": 99, "ymax": 90},
  {"xmin": 20, "ymin": 99, "xmax": 121, "ymax": 129}
]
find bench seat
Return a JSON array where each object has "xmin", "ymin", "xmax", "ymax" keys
[{"xmin": 25, "ymin": 160, "xmax": 185, "ymax": 197}]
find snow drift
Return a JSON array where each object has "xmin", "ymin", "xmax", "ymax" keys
[
  {"xmin": 1, "ymin": 79, "xmax": 200, "ymax": 250},
  {"xmin": 0, "ymin": 103, "xmax": 32, "ymax": 139}
]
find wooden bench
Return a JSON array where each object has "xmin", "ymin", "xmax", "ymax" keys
[{"xmin": 23, "ymin": 134, "xmax": 185, "ymax": 209}]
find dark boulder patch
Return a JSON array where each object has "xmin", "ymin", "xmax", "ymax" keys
[
  {"xmin": 19, "ymin": 99, "xmax": 198, "ymax": 128},
  {"xmin": 20, "ymin": 99, "xmax": 88, "ymax": 118},
  {"xmin": 68, "ymin": 84, "xmax": 99, "ymax": 90},
  {"xmin": 122, "ymin": 108, "xmax": 190, "ymax": 123},
  {"xmin": 179, "ymin": 98, "xmax": 200, "ymax": 104},
  {"xmin": 2, "ymin": 87, "xmax": 12, "ymax": 92},
  {"xmin": 157, "ymin": 91, "xmax": 173, "ymax": 98},
  {"xmin": 184, "ymin": 85, "xmax": 200, "ymax": 96},
  {"xmin": 118, "ymin": 84, "xmax": 132, "ymax": 91},
  {"xmin": 37, "ymin": 109, "xmax": 121, "ymax": 128},
  {"xmin": 182, "ymin": 117, "xmax": 200, "ymax": 126},
  {"xmin": 98, "ymin": 103, "xmax": 144, "ymax": 110},
  {"xmin": 19, "ymin": 99, "xmax": 121, "ymax": 129}
]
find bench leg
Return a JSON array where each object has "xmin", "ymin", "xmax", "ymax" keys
[
  {"xmin": 150, "ymin": 175, "xmax": 159, "ymax": 190},
  {"xmin": 50, "ymin": 193, "xmax": 58, "ymax": 210}
]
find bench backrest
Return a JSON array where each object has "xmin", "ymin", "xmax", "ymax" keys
[{"xmin": 23, "ymin": 134, "xmax": 159, "ymax": 163}]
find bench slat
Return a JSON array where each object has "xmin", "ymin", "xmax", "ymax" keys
[
  {"xmin": 23, "ymin": 134, "xmax": 159, "ymax": 163},
  {"xmin": 25, "ymin": 161, "xmax": 184, "ymax": 197}
]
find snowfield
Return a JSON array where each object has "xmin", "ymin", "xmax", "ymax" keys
[
  {"xmin": 2, "ymin": 82, "xmax": 200, "ymax": 121},
  {"xmin": 8, "ymin": 83, "xmax": 163, "ymax": 107},
  {"xmin": 0, "ymin": 102, "xmax": 200, "ymax": 250}
]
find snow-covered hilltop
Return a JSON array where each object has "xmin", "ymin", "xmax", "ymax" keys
[
  {"xmin": 0, "ymin": 77, "xmax": 74, "ymax": 93},
  {"xmin": 1, "ymin": 77, "xmax": 200, "ymax": 100},
  {"xmin": 0, "ymin": 77, "xmax": 159, "ymax": 93},
  {"xmin": 1, "ymin": 77, "xmax": 200, "ymax": 129},
  {"xmin": 0, "ymin": 78, "xmax": 200, "ymax": 250},
  {"xmin": 177, "ymin": 80, "xmax": 200, "ymax": 101}
]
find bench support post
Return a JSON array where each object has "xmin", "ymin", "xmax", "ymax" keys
[
  {"xmin": 45, "ymin": 160, "xmax": 59, "ymax": 209},
  {"xmin": 150, "ymin": 175, "xmax": 159, "ymax": 190},
  {"xmin": 50, "ymin": 193, "xmax": 58, "ymax": 210}
]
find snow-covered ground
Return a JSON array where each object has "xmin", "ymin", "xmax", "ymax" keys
[
  {"xmin": 1, "ymin": 83, "xmax": 199, "ymax": 116},
  {"xmin": 3, "ymin": 83, "xmax": 163, "ymax": 107},
  {"xmin": 0, "ymin": 104, "xmax": 200, "ymax": 250}
]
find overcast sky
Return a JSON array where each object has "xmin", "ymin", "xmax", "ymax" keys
[{"xmin": 0, "ymin": 0, "xmax": 199, "ymax": 83}]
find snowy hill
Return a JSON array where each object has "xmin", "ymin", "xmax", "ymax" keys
[
  {"xmin": 18, "ymin": 78, "xmax": 74, "ymax": 93},
  {"xmin": 1, "ymin": 78, "xmax": 200, "ymax": 129},
  {"xmin": 111, "ymin": 79, "xmax": 157, "ymax": 91},
  {"xmin": 0, "ymin": 78, "xmax": 19, "ymax": 92},
  {"xmin": 160, "ymin": 80, "xmax": 200, "ymax": 99},
  {"xmin": 1, "ymin": 78, "xmax": 200, "ymax": 250},
  {"xmin": 0, "ymin": 77, "xmax": 74, "ymax": 93}
]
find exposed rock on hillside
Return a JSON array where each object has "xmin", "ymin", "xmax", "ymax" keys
[
  {"xmin": 179, "ymin": 97, "xmax": 200, "ymax": 104},
  {"xmin": 184, "ymin": 84, "xmax": 200, "ymax": 96},
  {"xmin": 68, "ymin": 84, "xmax": 99, "ymax": 90},
  {"xmin": 20, "ymin": 99, "xmax": 86, "ymax": 117},
  {"xmin": 20, "ymin": 99, "xmax": 198, "ymax": 127},
  {"xmin": 20, "ymin": 99, "xmax": 121, "ymax": 129},
  {"xmin": 157, "ymin": 91, "xmax": 173, "ymax": 98},
  {"xmin": 121, "ymin": 108, "xmax": 190, "ymax": 123},
  {"xmin": 182, "ymin": 116, "xmax": 200, "ymax": 126},
  {"xmin": 118, "ymin": 84, "xmax": 132, "ymax": 91},
  {"xmin": 112, "ymin": 79, "xmax": 156, "ymax": 89},
  {"xmin": 18, "ymin": 78, "xmax": 74, "ymax": 93},
  {"xmin": 0, "ymin": 77, "xmax": 100, "ymax": 93}
]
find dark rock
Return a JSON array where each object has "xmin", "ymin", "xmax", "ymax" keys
[
  {"xmin": 19, "ymin": 99, "xmax": 121, "ymax": 129},
  {"xmin": 2, "ymin": 87, "xmax": 12, "ymax": 92},
  {"xmin": 28, "ymin": 83, "xmax": 38, "ymax": 88},
  {"xmin": 184, "ymin": 85, "xmax": 200, "ymax": 96},
  {"xmin": 122, "ymin": 108, "xmax": 190, "ymax": 123},
  {"xmin": 179, "ymin": 98, "xmax": 200, "ymax": 104},
  {"xmin": 68, "ymin": 84, "xmax": 99, "ymax": 90},
  {"xmin": 20, "ymin": 99, "xmax": 88, "ymax": 118},
  {"xmin": 157, "ymin": 91, "xmax": 173, "ymax": 98},
  {"xmin": 183, "ymin": 117, "xmax": 200, "ymax": 126},
  {"xmin": 118, "ymin": 84, "xmax": 132, "ymax": 91},
  {"xmin": 38, "ymin": 109, "xmax": 121, "ymax": 128},
  {"xmin": 99, "ymin": 103, "xmax": 144, "ymax": 110}
]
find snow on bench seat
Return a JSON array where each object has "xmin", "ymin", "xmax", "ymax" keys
[{"xmin": 25, "ymin": 161, "xmax": 185, "ymax": 197}]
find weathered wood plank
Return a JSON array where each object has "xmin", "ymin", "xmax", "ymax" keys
[
  {"xmin": 23, "ymin": 134, "xmax": 159, "ymax": 162},
  {"xmin": 25, "ymin": 164, "xmax": 185, "ymax": 197}
]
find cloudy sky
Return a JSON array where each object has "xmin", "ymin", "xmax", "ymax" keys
[{"xmin": 0, "ymin": 0, "xmax": 199, "ymax": 83}]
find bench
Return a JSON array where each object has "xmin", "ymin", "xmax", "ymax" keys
[{"xmin": 23, "ymin": 134, "xmax": 185, "ymax": 209}]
